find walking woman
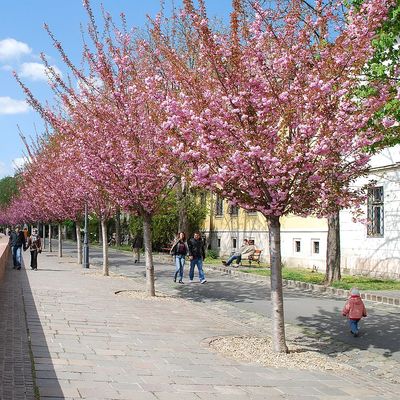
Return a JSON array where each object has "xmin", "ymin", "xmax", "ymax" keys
[
  {"xmin": 170, "ymin": 232, "xmax": 189, "ymax": 284},
  {"xmin": 26, "ymin": 228, "xmax": 42, "ymax": 270}
]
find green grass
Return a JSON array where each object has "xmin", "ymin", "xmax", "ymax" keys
[
  {"xmin": 230, "ymin": 266, "xmax": 400, "ymax": 291},
  {"xmin": 331, "ymin": 276, "xmax": 400, "ymax": 291}
]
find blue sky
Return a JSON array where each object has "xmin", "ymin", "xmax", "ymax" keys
[{"xmin": 0, "ymin": 0, "xmax": 232, "ymax": 178}]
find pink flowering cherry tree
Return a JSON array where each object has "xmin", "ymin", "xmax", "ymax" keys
[
  {"xmin": 155, "ymin": 0, "xmax": 394, "ymax": 352},
  {"xmin": 16, "ymin": 1, "xmax": 180, "ymax": 293}
]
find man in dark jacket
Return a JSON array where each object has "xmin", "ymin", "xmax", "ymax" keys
[
  {"xmin": 188, "ymin": 232, "xmax": 207, "ymax": 284},
  {"xmin": 9, "ymin": 225, "xmax": 26, "ymax": 269}
]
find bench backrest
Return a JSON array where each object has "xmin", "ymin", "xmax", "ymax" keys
[{"xmin": 251, "ymin": 249, "xmax": 262, "ymax": 260}]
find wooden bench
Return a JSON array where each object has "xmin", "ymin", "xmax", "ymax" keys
[{"xmin": 241, "ymin": 249, "xmax": 262, "ymax": 266}]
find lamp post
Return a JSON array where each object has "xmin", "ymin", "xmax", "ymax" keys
[{"xmin": 83, "ymin": 202, "xmax": 89, "ymax": 268}]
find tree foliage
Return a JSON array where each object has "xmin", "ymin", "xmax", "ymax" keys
[
  {"xmin": 129, "ymin": 188, "xmax": 207, "ymax": 250},
  {"xmin": 0, "ymin": 176, "xmax": 19, "ymax": 209}
]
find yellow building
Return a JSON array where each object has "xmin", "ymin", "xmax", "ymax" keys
[{"xmin": 202, "ymin": 193, "xmax": 328, "ymax": 270}]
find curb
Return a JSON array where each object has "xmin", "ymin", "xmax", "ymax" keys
[
  {"xmin": 65, "ymin": 248, "xmax": 400, "ymax": 308},
  {"xmin": 201, "ymin": 263, "xmax": 400, "ymax": 307}
]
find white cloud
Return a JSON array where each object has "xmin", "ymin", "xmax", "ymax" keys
[
  {"xmin": 0, "ymin": 96, "xmax": 30, "ymax": 115},
  {"xmin": 19, "ymin": 62, "xmax": 62, "ymax": 81},
  {"xmin": 1, "ymin": 65, "xmax": 12, "ymax": 71},
  {"xmin": 12, "ymin": 157, "xmax": 28, "ymax": 171},
  {"xmin": 0, "ymin": 38, "xmax": 31, "ymax": 61},
  {"xmin": 0, "ymin": 161, "xmax": 15, "ymax": 178}
]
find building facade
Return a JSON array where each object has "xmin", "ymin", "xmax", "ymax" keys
[
  {"xmin": 340, "ymin": 145, "xmax": 400, "ymax": 279},
  {"xmin": 202, "ymin": 145, "xmax": 400, "ymax": 279},
  {"xmin": 202, "ymin": 194, "xmax": 327, "ymax": 270}
]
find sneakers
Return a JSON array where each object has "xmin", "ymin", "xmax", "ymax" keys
[
  {"xmin": 189, "ymin": 280, "xmax": 194, "ymax": 283},
  {"xmin": 200, "ymin": 279, "xmax": 207, "ymax": 284},
  {"xmin": 178, "ymin": 280, "xmax": 184, "ymax": 284},
  {"xmin": 17, "ymin": 266, "xmax": 21, "ymax": 270},
  {"xmin": 222, "ymin": 261, "xmax": 227, "ymax": 265}
]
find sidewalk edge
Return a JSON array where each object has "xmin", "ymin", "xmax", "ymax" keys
[{"xmin": 202, "ymin": 264, "xmax": 400, "ymax": 307}]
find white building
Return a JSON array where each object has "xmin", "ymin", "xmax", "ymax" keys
[{"xmin": 340, "ymin": 145, "xmax": 400, "ymax": 279}]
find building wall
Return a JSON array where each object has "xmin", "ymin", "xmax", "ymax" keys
[
  {"xmin": 201, "ymin": 146, "xmax": 400, "ymax": 278},
  {"xmin": 340, "ymin": 149, "xmax": 400, "ymax": 279},
  {"xmin": 202, "ymin": 194, "xmax": 327, "ymax": 269}
]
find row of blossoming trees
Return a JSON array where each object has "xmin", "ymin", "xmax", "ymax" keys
[{"xmin": 0, "ymin": 0, "xmax": 398, "ymax": 352}]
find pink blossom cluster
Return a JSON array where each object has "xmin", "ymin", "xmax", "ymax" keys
[{"xmin": 0, "ymin": 0, "xmax": 395, "ymax": 227}]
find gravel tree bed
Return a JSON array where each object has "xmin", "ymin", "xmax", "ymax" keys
[
  {"xmin": 115, "ymin": 289, "xmax": 184, "ymax": 302},
  {"xmin": 208, "ymin": 335, "xmax": 354, "ymax": 373}
]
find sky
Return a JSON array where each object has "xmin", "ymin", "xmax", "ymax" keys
[{"xmin": 0, "ymin": 0, "xmax": 233, "ymax": 179}]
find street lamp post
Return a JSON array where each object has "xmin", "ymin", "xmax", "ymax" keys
[{"xmin": 83, "ymin": 202, "xmax": 89, "ymax": 268}]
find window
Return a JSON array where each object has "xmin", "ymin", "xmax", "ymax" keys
[
  {"xmin": 312, "ymin": 240, "xmax": 320, "ymax": 254},
  {"xmin": 229, "ymin": 204, "xmax": 239, "ymax": 216},
  {"xmin": 215, "ymin": 194, "xmax": 224, "ymax": 216},
  {"xmin": 217, "ymin": 238, "xmax": 221, "ymax": 248},
  {"xmin": 294, "ymin": 240, "xmax": 301, "ymax": 253},
  {"xmin": 232, "ymin": 237, "xmax": 237, "ymax": 249},
  {"xmin": 367, "ymin": 186, "xmax": 384, "ymax": 237},
  {"xmin": 246, "ymin": 209, "xmax": 257, "ymax": 215},
  {"xmin": 200, "ymin": 192, "xmax": 207, "ymax": 207}
]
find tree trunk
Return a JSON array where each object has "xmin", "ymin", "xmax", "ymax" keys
[
  {"xmin": 115, "ymin": 207, "xmax": 121, "ymax": 246},
  {"xmin": 143, "ymin": 213, "xmax": 155, "ymax": 296},
  {"xmin": 76, "ymin": 221, "xmax": 82, "ymax": 265},
  {"xmin": 42, "ymin": 224, "xmax": 46, "ymax": 250},
  {"xmin": 101, "ymin": 217, "xmax": 109, "ymax": 276},
  {"xmin": 267, "ymin": 216, "xmax": 288, "ymax": 353},
  {"xmin": 177, "ymin": 177, "xmax": 190, "ymax": 237},
  {"xmin": 98, "ymin": 221, "xmax": 102, "ymax": 245},
  {"xmin": 58, "ymin": 223, "xmax": 63, "ymax": 258},
  {"xmin": 48, "ymin": 224, "xmax": 52, "ymax": 252},
  {"xmin": 325, "ymin": 211, "xmax": 341, "ymax": 285}
]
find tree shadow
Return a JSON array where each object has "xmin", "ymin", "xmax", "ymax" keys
[
  {"xmin": 0, "ymin": 254, "xmax": 64, "ymax": 399},
  {"xmin": 296, "ymin": 304, "xmax": 400, "ymax": 360}
]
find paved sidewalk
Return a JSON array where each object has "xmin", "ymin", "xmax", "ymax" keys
[
  {"xmin": 0, "ymin": 252, "xmax": 35, "ymax": 399},
  {"xmin": 1, "ymin": 250, "xmax": 399, "ymax": 399}
]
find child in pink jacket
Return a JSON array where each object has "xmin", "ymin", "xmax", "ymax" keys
[{"xmin": 342, "ymin": 287, "xmax": 367, "ymax": 337}]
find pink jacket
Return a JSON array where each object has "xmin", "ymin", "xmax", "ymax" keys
[{"xmin": 342, "ymin": 295, "xmax": 367, "ymax": 320}]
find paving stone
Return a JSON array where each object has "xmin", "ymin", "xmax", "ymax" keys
[{"xmin": 1, "ymin": 247, "xmax": 400, "ymax": 400}]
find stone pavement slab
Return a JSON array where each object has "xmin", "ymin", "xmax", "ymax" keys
[
  {"xmin": 0, "ymin": 248, "xmax": 35, "ymax": 400},
  {"xmin": 1, "ymin": 248, "xmax": 399, "ymax": 399}
]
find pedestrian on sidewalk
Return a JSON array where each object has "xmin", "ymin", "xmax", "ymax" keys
[
  {"xmin": 222, "ymin": 238, "xmax": 256, "ymax": 267},
  {"xmin": 188, "ymin": 231, "xmax": 207, "ymax": 284},
  {"xmin": 170, "ymin": 232, "xmax": 189, "ymax": 284},
  {"xmin": 26, "ymin": 228, "xmax": 42, "ymax": 270},
  {"xmin": 9, "ymin": 225, "xmax": 26, "ymax": 270},
  {"xmin": 342, "ymin": 287, "xmax": 367, "ymax": 337},
  {"xmin": 130, "ymin": 232, "xmax": 143, "ymax": 263}
]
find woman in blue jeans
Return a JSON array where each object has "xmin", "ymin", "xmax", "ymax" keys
[{"xmin": 170, "ymin": 232, "xmax": 189, "ymax": 284}]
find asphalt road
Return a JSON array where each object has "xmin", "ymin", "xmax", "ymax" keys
[{"xmin": 57, "ymin": 240, "xmax": 400, "ymax": 361}]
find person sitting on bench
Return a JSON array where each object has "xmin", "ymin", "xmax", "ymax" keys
[{"xmin": 222, "ymin": 239, "xmax": 256, "ymax": 267}]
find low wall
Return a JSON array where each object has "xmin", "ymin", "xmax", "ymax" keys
[{"xmin": 0, "ymin": 234, "xmax": 10, "ymax": 281}]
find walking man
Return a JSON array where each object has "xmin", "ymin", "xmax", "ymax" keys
[
  {"xmin": 9, "ymin": 225, "xmax": 26, "ymax": 270},
  {"xmin": 188, "ymin": 231, "xmax": 207, "ymax": 284}
]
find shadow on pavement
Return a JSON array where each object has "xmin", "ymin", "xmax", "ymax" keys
[
  {"xmin": 0, "ymin": 253, "xmax": 63, "ymax": 399},
  {"xmin": 296, "ymin": 306, "xmax": 400, "ymax": 360}
]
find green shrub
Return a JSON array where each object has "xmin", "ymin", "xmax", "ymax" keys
[{"xmin": 206, "ymin": 249, "xmax": 219, "ymax": 259}]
